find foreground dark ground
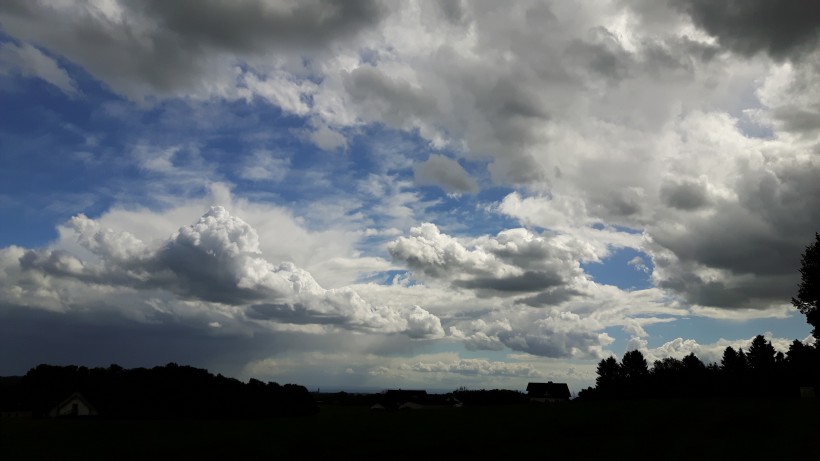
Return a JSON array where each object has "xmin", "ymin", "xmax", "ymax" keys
[{"xmin": 2, "ymin": 398, "xmax": 818, "ymax": 460}]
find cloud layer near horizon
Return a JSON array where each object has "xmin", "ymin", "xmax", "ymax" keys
[{"xmin": 3, "ymin": 206, "xmax": 443, "ymax": 339}]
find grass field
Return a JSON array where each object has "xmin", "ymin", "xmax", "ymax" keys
[{"xmin": 2, "ymin": 399, "xmax": 818, "ymax": 459}]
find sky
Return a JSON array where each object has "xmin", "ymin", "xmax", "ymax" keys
[{"xmin": 1, "ymin": 0, "xmax": 819, "ymax": 393}]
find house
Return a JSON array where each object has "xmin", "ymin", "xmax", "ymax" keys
[
  {"xmin": 526, "ymin": 382, "xmax": 571, "ymax": 402},
  {"xmin": 49, "ymin": 392, "xmax": 98, "ymax": 418}
]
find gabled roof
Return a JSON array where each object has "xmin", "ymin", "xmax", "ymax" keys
[
  {"xmin": 526, "ymin": 382, "xmax": 571, "ymax": 399},
  {"xmin": 49, "ymin": 392, "xmax": 98, "ymax": 417}
]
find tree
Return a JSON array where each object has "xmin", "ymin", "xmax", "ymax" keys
[
  {"xmin": 649, "ymin": 358, "xmax": 686, "ymax": 397},
  {"xmin": 621, "ymin": 350, "xmax": 649, "ymax": 380},
  {"xmin": 620, "ymin": 350, "xmax": 648, "ymax": 397},
  {"xmin": 747, "ymin": 335, "xmax": 776, "ymax": 372},
  {"xmin": 652, "ymin": 357, "xmax": 683, "ymax": 374},
  {"xmin": 595, "ymin": 356, "xmax": 621, "ymax": 390},
  {"xmin": 720, "ymin": 346, "xmax": 745, "ymax": 373},
  {"xmin": 681, "ymin": 353, "xmax": 704, "ymax": 372},
  {"xmin": 786, "ymin": 339, "xmax": 809, "ymax": 364},
  {"xmin": 793, "ymin": 233, "xmax": 820, "ymax": 340},
  {"xmin": 785, "ymin": 339, "xmax": 815, "ymax": 386},
  {"xmin": 737, "ymin": 348, "xmax": 748, "ymax": 370}
]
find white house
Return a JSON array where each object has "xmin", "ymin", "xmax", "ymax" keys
[{"xmin": 49, "ymin": 392, "xmax": 98, "ymax": 418}]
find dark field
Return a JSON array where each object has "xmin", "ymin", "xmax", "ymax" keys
[{"xmin": 2, "ymin": 399, "xmax": 818, "ymax": 460}]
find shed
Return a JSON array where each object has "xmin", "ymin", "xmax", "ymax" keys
[{"xmin": 49, "ymin": 392, "xmax": 98, "ymax": 418}]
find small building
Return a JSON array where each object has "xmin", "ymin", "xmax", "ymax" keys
[
  {"xmin": 49, "ymin": 392, "xmax": 98, "ymax": 418},
  {"xmin": 526, "ymin": 382, "xmax": 571, "ymax": 402}
]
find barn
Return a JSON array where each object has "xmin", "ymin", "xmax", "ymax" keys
[{"xmin": 49, "ymin": 392, "xmax": 98, "ymax": 418}]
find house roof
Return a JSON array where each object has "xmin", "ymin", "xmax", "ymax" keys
[
  {"xmin": 49, "ymin": 392, "xmax": 98, "ymax": 416},
  {"xmin": 526, "ymin": 382, "xmax": 571, "ymax": 399}
]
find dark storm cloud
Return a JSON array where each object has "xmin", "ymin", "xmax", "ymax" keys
[
  {"xmin": 515, "ymin": 287, "xmax": 582, "ymax": 307},
  {"xmin": 676, "ymin": 0, "xmax": 820, "ymax": 60},
  {"xmin": 774, "ymin": 107, "xmax": 820, "ymax": 134},
  {"xmin": 139, "ymin": 0, "xmax": 384, "ymax": 53},
  {"xmin": 660, "ymin": 180, "xmax": 711, "ymax": 210},
  {"xmin": 454, "ymin": 271, "xmax": 564, "ymax": 293},
  {"xmin": 642, "ymin": 37, "xmax": 720, "ymax": 74},
  {"xmin": 248, "ymin": 303, "xmax": 348, "ymax": 325},
  {"xmin": 342, "ymin": 66, "xmax": 439, "ymax": 122},
  {"xmin": 606, "ymin": 190, "xmax": 643, "ymax": 217},
  {"xmin": 436, "ymin": 0, "xmax": 468, "ymax": 25},
  {"xmin": 649, "ymin": 156, "xmax": 820, "ymax": 309},
  {"xmin": 654, "ymin": 208, "xmax": 801, "ymax": 277},
  {"xmin": 19, "ymin": 249, "xmax": 85, "ymax": 277},
  {"xmin": 566, "ymin": 27, "xmax": 632, "ymax": 82},
  {"xmin": 0, "ymin": 302, "xmax": 344, "ymax": 378},
  {"xmin": 0, "ymin": 0, "xmax": 386, "ymax": 98},
  {"xmin": 413, "ymin": 155, "xmax": 479, "ymax": 194},
  {"xmin": 656, "ymin": 268, "xmax": 796, "ymax": 309},
  {"xmin": 497, "ymin": 329, "xmax": 605, "ymax": 359},
  {"xmin": 154, "ymin": 240, "xmax": 270, "ymax": 305}
]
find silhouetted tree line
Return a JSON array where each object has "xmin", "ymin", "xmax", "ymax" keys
[
  {"xmin": 578, "ymin": 336, "xmax": 819, "ymax": 400},
  {"xmin": 314, "ymin": 388, "xmax": 527, "ymax": 408},
  {"xmin": 0, "ymin": 363, "xmax": 317, "ymax": 418},
  {"xmin": 579, "ymin": 233, "xmax": 820, "ymax": 401},
  {"xmin": 450, "ymin": 388, "xmax": 530, "ymax": 406},
  {"xmin": 315, "ymin": 391, "xmax": 383, "ymax": 406}
]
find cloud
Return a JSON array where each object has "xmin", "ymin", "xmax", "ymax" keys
[
  {"xmin": 402, "ymin": 358, "xmax": 544, "ymax": 378},
  {"xmin": 675, "ymin": 0, "xmax": 820, "ymax": 60},
  {"xmin": 342, "ymin": 65, "xmax": 439, "ymax": 126},
  {"xmin": 644, "ymin": 130, "xmax": 820, "ymax": 310},
  {"xmin": 627, "ymin": 333, "xmax": 798, "ymax": 364},
  {"xmin": 627, "ymin": 256, "xmax": 649, "ymax": 273},
  {"xmin": 238, "ymin": 150, "xmax": 290, "ymax": 182},
  {"xmin": 754, "ymin": 59, "xmax": 820, "ymax": 136},
  {"xmin": 450, "ymin": 311, "xmax": 614, "ymax": 360},
  {"xmin": 659, "ymin": 179, "xmax": 711, "ymax": 210},
  {"xmin": 413, "ymin": 155, "xmax": 478, "ymax": 194},
  {"xmin": 0, "ymin": 0, "xmax": 386, "ymax": 100},
  {"xmin": 388, "ymin": 223, "xmax": 593, "ymax": 298},
  {"xmin": 0, "ymin": 42, "xmax": 79, "ymax": 95},
  {"xmin": 1, "ymin": 0, "xmax": 818, "ymax": 387},
  {"xmin": 307, "ymin": 123, "xmax": 347, "ymax": 151},
  {"xmin": 4, "ymin": 206, "xmax": 444, "ymax": 338}
]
